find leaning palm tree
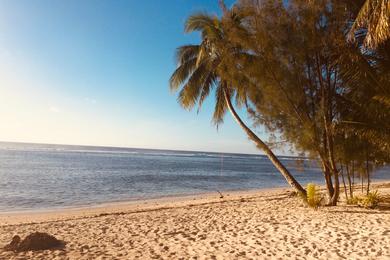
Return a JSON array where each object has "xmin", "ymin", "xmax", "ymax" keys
[
  {"xmin": 349, "ymin": 0, "xmax": 390, "ymax": 48},
  {"xmin": 169, "ymin": 12, "xmax": 306, "ymax": 196}
]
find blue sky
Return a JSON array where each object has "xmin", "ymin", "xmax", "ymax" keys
[{"xmin": 0, "ymin": 0, "xmax": 284, "ymax": 154}]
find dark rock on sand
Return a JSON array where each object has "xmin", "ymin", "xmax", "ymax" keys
[
  {"xmin": 3, "ymin": 232, "xmax": 65, "ymax": 252},
  {"xmin": 3, "ymin": 235, "xmax": 21, "ymax": 251}
]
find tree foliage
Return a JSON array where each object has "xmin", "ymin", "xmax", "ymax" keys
[
  {"xmin": 170, "ymin": 0, "xmax": 389, "ymax": 206},
  {"xmin": 349, "ymin": 0, "xmax": 390, "ymax": 48},
  {"xmin": 169, "ymin": 6, "xmax": 307, "ymax": 195}
]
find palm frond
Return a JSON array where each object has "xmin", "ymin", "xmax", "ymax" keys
[
  {"xmin": 212, "ymin": 82, "xmax": 229, "ymax": 126},
  {"xmin": 185, "ymin": 13, "xmax": 222, "ymax": 40},
  {"xmin": 177, "ymin": 61, "xmax": 209, "ymax": 109},
  {"xmin": 175, "ymin": 45, "xmax": 200, "ymax": 66},
  {"xmin": 349, "ymin": 0, "xmax": 390, "ymax": 48},
  {"xmin": 197, "ymin": 72, "xmax": 217, "ymax": 111},
  {"xmin": 372, "ymin": 95, "xmax": 390, "ymax": 107},
  {"xmin": 169, "ymin": 57, "xmax": 197, "ymax": 92}
]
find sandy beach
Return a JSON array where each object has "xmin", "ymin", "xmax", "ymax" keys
[{"xmin": 1, "ymin": 183, "xmax": 389, "ymax": 259}]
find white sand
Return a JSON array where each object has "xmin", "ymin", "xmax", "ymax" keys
[{"xmin": 0, "ymin": 183, "xmax": 389, "ymax": 259}]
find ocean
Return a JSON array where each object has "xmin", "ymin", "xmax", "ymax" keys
[{"xmin": 0, "ymin": 142, "xmax": 388, "ymax": 212}]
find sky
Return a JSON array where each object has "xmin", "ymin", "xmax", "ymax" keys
[{"xmin": 0, "ymin": 0, "xmax": 284, "ymax": 155}]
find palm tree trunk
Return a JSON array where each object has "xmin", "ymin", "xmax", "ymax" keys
[{"xmin": 223, "ymin": 89, "xmax": 307, "ymax": 196}]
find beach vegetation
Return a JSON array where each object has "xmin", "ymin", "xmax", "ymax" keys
[
  {"xmin": 346, "ymin": 196, "xmax": 361, "ymax": 206},
  {"xmin": 305, "ymin": 183, "xmax": 323, "ymax": 209},
  {"xmin": 348, "ymin": 0, "xmax": 390, "ymax": 48},
  {"xmin": 361, "ymin": 190, "xmax": 382, "ymax": 208},
  {"xmin": 346, "ymin": 190, "xmax": 381, "ymax": 209},
  {"xmin": 169, "ymin": 4, "xmax": 307, "ymax": 196},
  {"xmin": 171, "ymin": 0, "xmax": 389, "ymax": 206}
]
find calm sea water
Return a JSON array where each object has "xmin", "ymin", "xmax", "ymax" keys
[{"xmin": 0, "ymin": 142, "xmax": 388, "ymax": 212}]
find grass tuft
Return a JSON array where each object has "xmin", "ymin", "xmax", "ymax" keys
[
  {"xmin": 305, "ymin": 183, "xmax": 323, "ymax": 209},
  {"xmin": 346, "ymin": 190, "xmax": 381, "ymax": 209}
]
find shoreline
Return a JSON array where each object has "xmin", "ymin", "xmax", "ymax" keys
[
  {"xmin": 2, "ymin": 179, "xmax": 389, "ymax": 213},
  {"xmin": 0, "ymin": 185, "xmax": 288, "ymax": 213},
  {"xmin": 0, "ymin": 186, "xmax": 291, "ymax": 226},
  {"xmin": 1, "ymin": 180, "xmax": 389, "ymax": 226}
]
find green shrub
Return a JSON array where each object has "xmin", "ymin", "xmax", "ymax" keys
[
  {"xmin": 346, "ymin": 196, "xmax": 361, "ymax": 205},
  {"xmin": 346, "ymin": 191, "xmax": 381, "ymax": 209},
  {"xmin": 361, "ymin": 191, "xmax": 381, "ymax": 209},
  {"xmin": 306, "ymin": 183, "xmax": 323, "ymax": 209}
]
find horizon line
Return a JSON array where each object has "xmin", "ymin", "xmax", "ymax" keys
[{"xmin": 0, "ymin": 140, "xmax": 301, "ymax": 158}]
